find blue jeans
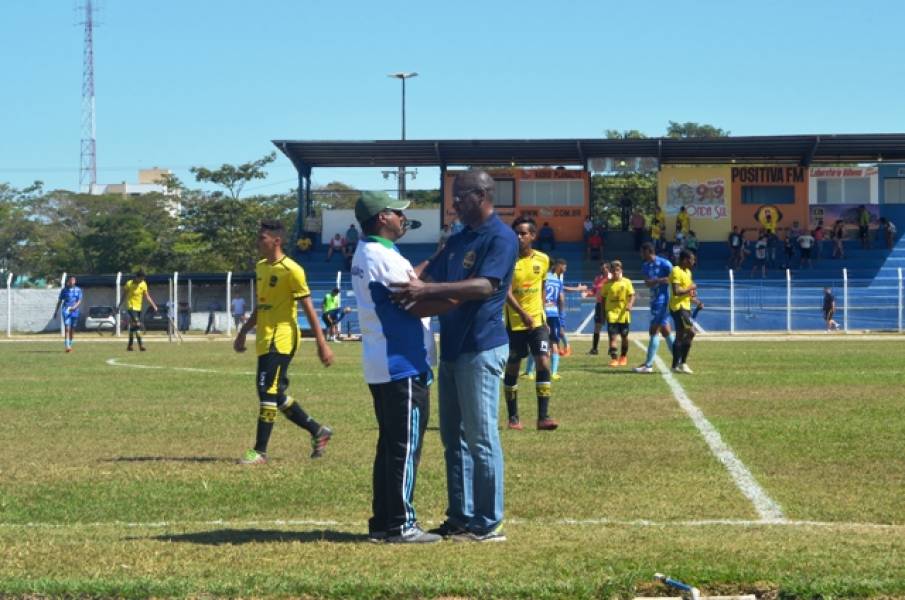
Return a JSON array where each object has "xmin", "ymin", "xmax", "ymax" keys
[{"xmin": 438, "ymin": 344, "xmax": 508, "ymax": 534}]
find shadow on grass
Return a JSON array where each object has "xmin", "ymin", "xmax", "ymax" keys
[
  {"xmin": 100, "ymin": 456, "xmax": 235, "ymax": 464},
  {"xmin": 146, "ymin": 528, "xmax": 365, "ymax": 545}
]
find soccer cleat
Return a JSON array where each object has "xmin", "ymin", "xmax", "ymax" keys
[
  {"xmin": 139, "ymin": 346, "xmax": 147, "ymax": 352},
  {"xmin": 65, "ymin": 347, "xmax": 72, "ymax": 353},
  {"xmin": 526, "ymin": 373, "xmax": 535, "ymax": 380},
  {"xmin": 452, "ymin": 523, "xmax": 506, "ymax": 543},
  {"xmin": 551, "ymin": 373, "xmax": 562, "ymax": 381},
  {"xmin": 507, "ymin": 418, "xmax": 524, "ymax": 431},
  {"xmin": 385, "ymin": 525, "xmax": 441, "ymax": 544},
  {"xmin": 428, "ymin": 520, "xmax": 468, "ymax": 538},
  {"xmin": 310, "ymin": 425, "xmax": 333, "ymax": 458},
  {"xmin": 537, "ymin": 418, "xmax": 559, "ymax": 431},
  {"xmin": 608, "ymin": 358, "xmax": 620, "ymax": 368},
  {"xmin": 618, "ymin": 356, "xmax": 628, "ymax": 366},
  {"xmin": 238, "ymin": 449, "xmax": 267, "ymax": 465},
  {"xmin": 559, "ymin": 345, "xmax": 573, "ymax": 357},
  {"xmin": 633, "ymin": 365, "xmax": 654, "ymax": 374},
  {"xmin": 679, "ymin": 363, "xmax": 694, "ymax": 374},
  {"xmin": 127, "ymin": 346, "xmax": 134, "ymax": 351},
  {"xmin": 588, "ymin": 348, "xmax": 599, "ymax": 355}
]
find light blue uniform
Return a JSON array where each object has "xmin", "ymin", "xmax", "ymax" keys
[
  {"xmin": 58, "ymin": 286, "xmax": 83, "ymax": 327},
  {"xmin": 642, "ymin": 256, "xmax": 672, "ymax": 328}
]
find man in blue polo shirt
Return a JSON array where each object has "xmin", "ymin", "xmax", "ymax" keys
[
  {"xmin": 633, "ymin": 242, "xmax": 676, "ymax": 373},
  {"xmin": 390, "ymin": 169, "xmax": 518, "ymax": 543},
  {"xmin": 52, "ymin": 275, "xmax": 83, "ymax": 353}
]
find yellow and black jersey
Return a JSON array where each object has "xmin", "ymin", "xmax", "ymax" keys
[
  {"xmin": 255, "ymin": 256, "xmax": 311, "ymax": 356},
  {"xmin": 123, "ymin": 279, "xmax": 148, "ymax": 311},
  {"xmin": 603, "ymin": 277, "xmax": 635, "ymax": 324},
  {"xmin": 669, "ymin": 265, "xmax": 693, "ymax": 312},
  {"xmin": 505, "ymin": 250, "xmax": 550, "ymax": 331}
]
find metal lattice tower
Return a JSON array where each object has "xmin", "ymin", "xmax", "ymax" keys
[{"xmin": 79, "ymin": 1, "xmax": 97, "ymax": 192}]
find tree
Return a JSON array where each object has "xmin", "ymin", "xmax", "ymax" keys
[
  {"xmin": 605, "ymin": 129, "xmax": 648, "ymax": 140},
  {"xmin": 666, "ymin": 121, "xmax": 730, "ymax": 138},
  {"xmin": 189, "ymin": 152, "xmax": 277, "ymax": 199}
]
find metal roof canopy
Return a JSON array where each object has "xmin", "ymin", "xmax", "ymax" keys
[{"xmin": 274, "ymin": 134, "xmax": 905, "ymax": 171}]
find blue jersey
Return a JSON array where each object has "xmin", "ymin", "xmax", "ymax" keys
[
  {"xmin": 58, "ymin": 286, "xmax": 83, "ymax": 312},
  {"xmin": 543, "ymin": 274, "xmax": 563, "ymax": 317},
  {"xmin": 642, "ymin": 257, "xmax": 673, "ymax": 306}
]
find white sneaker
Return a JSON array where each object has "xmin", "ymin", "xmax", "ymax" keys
[
  {"xmin": 679, "ymin": 363, "xmax": 694, "ymax": 374},
  {"xmin": 632, "ymin": 365, "xmax": 654, "ymax": 374},
  {"xmin": 672, "ymin": 366, "xmax": 683, "ymax": 374}
]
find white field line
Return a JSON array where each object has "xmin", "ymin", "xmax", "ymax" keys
[
  {"xmin": 632, "ymin": 340, "xmax": 785, "ymax": 522},
  {"xmin": 106, "ymin": 357, "xmax": 253, "ymax": 376},
  {"xmin": 1, "ymin": 516, "xmax": 903, "ymax": 533},
  {"xmin": 576, "ymin": 308, "xmax": 595, "ymax": 334}
]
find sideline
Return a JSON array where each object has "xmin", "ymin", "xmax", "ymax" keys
[
  {"xmin": 105, "ymin": 357, "xmax": 253, "ymax": 376},
  {"xmin": 633, "ymin": 339, "xmax": 785, "ymax": 522}
]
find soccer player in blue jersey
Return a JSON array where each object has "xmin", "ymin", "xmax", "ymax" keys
[
  {"xmin": 633, "ymin": 242, "xmax": 676, "ymax": 373},
  {"xmin": 52, "ymin": 275, "xmax": 83, "ymax": 352}
]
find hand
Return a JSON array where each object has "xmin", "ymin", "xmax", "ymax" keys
[
  {"xmin": 317, "ymin": 342, "xmax": 334, "ymax": 367},
  {"xmin": 233, "ymin": 332, "xmax": 247, "ymax": 353},
  {"xmin": 389, "ymin": 273, "xmax": 428, "ymax": 306},
  {"xmin": 521, "ymin": 313, "xmax": 535, "ymax": 329}
]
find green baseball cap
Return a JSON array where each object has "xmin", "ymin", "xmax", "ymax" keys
[{"xmin": 355, "ymin": 191, "xmax": 410, "ymax": 225}]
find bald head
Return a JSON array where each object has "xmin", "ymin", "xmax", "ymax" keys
[{"xmin": 452, "ymin": 169, "xmax": 496, "ymax": 228}]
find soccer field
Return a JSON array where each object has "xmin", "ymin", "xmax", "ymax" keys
[{"xmin": 1, "ymin": 336, "xmax": 904, "ymax": 599}]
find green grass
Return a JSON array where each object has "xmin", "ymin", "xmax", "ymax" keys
[{"xmin": 1, "ymin": 335, "xmax": 904, "ymax": 599}]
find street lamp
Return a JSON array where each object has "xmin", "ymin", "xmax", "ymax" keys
[{"xmin": 388, "ymin": 71, "xmax": 418, "ymax": 201}]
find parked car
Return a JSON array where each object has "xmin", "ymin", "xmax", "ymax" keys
[
  {"xmin": 83, "ymin": 305, "xmax": 117, "ymax": 333},
  {"xmin": 143, "ymin": 306, "xmax": 172, "ymax": 331}
]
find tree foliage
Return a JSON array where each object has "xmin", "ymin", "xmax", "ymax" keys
[
  {"xmin": 666, "ymin": 121, "xmax": 730, "ymax": 138},
  {"xmin": 189, "ymin": 152, "xmax": 277, "ymax": 199}
]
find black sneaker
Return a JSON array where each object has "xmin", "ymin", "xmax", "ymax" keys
[
  {"xmin": 310, "ymin": 426, "xmax": 332, "ymax": 458},
  {"xmin": 385, "ymin": 524, "xmax": 441, "ymax": 544},
  {"xmin": 367, "ymin": 530, "xmax": 387, "ymax": 544},
  {"xmin": 588, "ymin": 348, "xmax": 599, "ymax": 355},
  {"xmin": 428, "ymin": 520, "xmax": 468, "ymax": 538},
  {"xmin": 451, "ymin": 523, "xmax": 506, "ymax": 543}
]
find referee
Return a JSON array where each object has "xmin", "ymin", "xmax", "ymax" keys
[{"xmin": 351, "ymin": 191, "xmax": 440, "ymax": 544}]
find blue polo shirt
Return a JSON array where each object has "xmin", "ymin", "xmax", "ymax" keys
[{"xmin": 426, "ymin": 213, "xmax": 518, "ymax": 361}]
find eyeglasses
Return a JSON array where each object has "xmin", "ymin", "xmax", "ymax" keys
[
  {"xmin": 381, "ymin": 209, "xmax": 405, "ymax": 218},
  {"xmin": 453, "ymin": 187, "xmax": 484, "ymax": 203}
]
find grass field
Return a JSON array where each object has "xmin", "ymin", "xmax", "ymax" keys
[{"xmin": 1, "ymin": 334, "xmax": 904, "ymax": 599}]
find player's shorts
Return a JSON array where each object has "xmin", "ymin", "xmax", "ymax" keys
[
  {"xmin": 671, "ymin": 309, "xmax": 694, "ymax": 336},
  {"xmin": 800, "ymin": 247, "xmax": 812, "ymax": 259},
  {"xmin": 606, "ymin": 321, "xmax": 630, "ymax": 337},
  {"xmin": 507, "ymin": 326, "xmax": 550, "ymax": 360},
  {"xmin": 322, "ymin": 308, "xmax": 345, "ymax": 327},
  {"xmin": 256, "ymin": 351, "xmax": 294, "ymax": 403},
  {"xmin": 823, "ymin": 308, "xmax": 834, "ymax": 321},
  {"xmin": 62, "ymin": 310, "xmax": 79, "ymax": 327},
  {"xmin": 593, "ymin": 303, "xmax": 603, "ymax": 324},
  {"xmin": 546, "ymin": 316, "xmax": 562, "ymax": 344},
  {"xmin": 127, "ymin": 309, "xmax": 142, "ymax": 329},
  {"xmin": 649, "ymin": 303, "xmax": 670, "ymax": 328}
]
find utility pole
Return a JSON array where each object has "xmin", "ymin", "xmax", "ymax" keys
[{"xmin": 388, "ymin": 72, "xmax": 418, "ymax": 201}]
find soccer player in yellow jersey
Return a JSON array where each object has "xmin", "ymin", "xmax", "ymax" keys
[
  {"xmin": 234, "ymin": 220, "xmax": 335, "ymax": 464},
  {"xmin": 117, "ymin": 269, "xmax": 157, "ymax": 352},
  {"xmin": 503, "ymin": 217, "xmax": 558, "ymax": 431},
  {"xmin": 669, "ymin": 250, "xmax": 698, "ymax": 374},
  {"xmin": 601, "ymin": 260, "xmax": 635, "ymax": 367}
]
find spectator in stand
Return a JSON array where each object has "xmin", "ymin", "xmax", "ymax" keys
[
  {"xmin": 685, "ymin": 230, "xmax": 699, "ymax": 255},
  {"xmin": 345, "ymin": 224, "xmax": 359, "ymax": 247},
  {"xmin": 231, "ymin": 293, "xmax": 247, "ymax": 329},
  {"xmin": 858, "ymin": 205, "xmax": 871, "ymax": 249},
  {"xmin": 832, "ymin": 219, "xmax": 845, "ymax": 259},
  {"xmin": 728, "ymin": 226, "xmax": 743, "ymax": 269},
  {"xmin": 766, "ymin": 230, "xmax": 779, "ymax": 268},
  {"xmin": 783, "ymin": 230, "xmax": 795, "ymax": 269},
  {"xmin": 631, "ymin": 208, "xmax": 646, "ymax": 251},
  {"xmin": 672, "ymin": 232, "xmax": 684, "ymax": 264},
  {"xmin": 537, "ymin": 222, "xmax": 556, "ymax": 252},
  {"xmin": 651, "ymin": 220, "xmax": 664, "ymax": 255},
  {"xmin": 881, "ymin": 217, "xmax": 898, "ymax": 250},
  {"xmin": 583, "ymin": 215, "xmax": 594, "ymax": 244},
  {"xmin": 813, "ymin": 220, "xmax": 825, "ymax": 260},
  {"xmin": 789, "ymin": 221, "xmax": 801, "ymax": 249},
  {"xmin": 676, "ymin": 206, "xmax": 690, "ymax": 236},
  {"xmin": 587, "ymin": 228, "xmax": 604, "ymax": 260},
  {"xmin": 740, "ymin": 230, "xmax": 752, "ymax": 268},
  {"xmin": 752, "ymin": 232, "xmax": 768, "ymax": 278},
  {"xmin": 763, "ymin": 211, "xmax": 777, "ymax": 237},
  {"xmin": 655, "ymin": 206, "xmax": 666, "ymax": 234},
  {"xmin": 326, "ymin": 233, "xmax": 346, "ymax": 262},
  {"xmin": 798, "ymin": 230, "xmax": 815, "ymax": 269}
]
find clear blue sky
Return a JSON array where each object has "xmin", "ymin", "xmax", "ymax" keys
[{"xmin": 2, "ymin": 0, "xmax": 903, "ymax": 195}]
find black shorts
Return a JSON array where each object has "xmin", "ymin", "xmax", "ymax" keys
[
  {"xmin": 671, "ymin": 309, "xmax": 694, "ymax": 336},
  {"xmin": 800, "ymin": 247, "xmax": 812, "ymax": 258},
  {"xmin": 594, "ymin": 303, "xmax": 604, "ymax": 324},
  {"xmin": 606, "ymin": 321, "xmax": 630, "ymax": 337},
  {"xmin": 823, "ymin": 308, "xmax": 834, "ymax": 321},
  {"xmin": 507, "ymin": 327, "xmax": 550, "ymax": 360},
  {"xmin": 256, "ymin": 351, "xmax": 293, "ymax": 404},
  {"xmin": 127, "ymin": 309, "xmax": 142, "ymax": 329}
]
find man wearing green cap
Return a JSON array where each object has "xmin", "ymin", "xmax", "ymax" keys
[{"xmin": 351, "ymin": 191, "xmax": 441, "ymax": 543}]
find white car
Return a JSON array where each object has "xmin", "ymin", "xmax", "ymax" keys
[{"xmin": 84, "ymin": 305, "xmax": 117, "ymax": 333}]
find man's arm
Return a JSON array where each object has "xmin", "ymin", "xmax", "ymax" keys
[
  {"xmin": 144, "ymin": 289, "xmax": 158, "ymax": 312},
  {"xmin": 233, "ymin": 311, "xmax": 257, "ymax": 353},
  {"xmin": 51, "ymin": 296, "xmax": 63, "ymax": 319},
  {"xmin": 506, "ymin": 288, "xmax": 533, "ymax": 330},
  {"xmin": 390, "ymin": 276, "xmax": 497, "ymax": 305},
  {"xmin": 298, "ymin": 295, "xmax": 334, "ymax": 367},
  {"xmin": 626, "ymin": 292, "xmax": 635, "ymax": 312}
]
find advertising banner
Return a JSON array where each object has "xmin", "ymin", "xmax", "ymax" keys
[{"xmin": 657, "ymin": 166, "xmax": 731, "ymax": 241}]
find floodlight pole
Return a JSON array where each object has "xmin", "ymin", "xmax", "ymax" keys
[{"xmin": 388, "ymin": 72, "xmax": 418, "ymax": 201}]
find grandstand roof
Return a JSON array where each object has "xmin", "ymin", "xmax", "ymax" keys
[{"xmin": 273, "ymin": 134, "xmax": 905, "ymax": 171}]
